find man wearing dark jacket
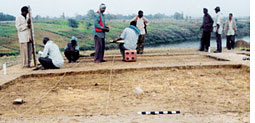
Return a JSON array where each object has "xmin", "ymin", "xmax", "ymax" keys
[
  {"xmin": 200, "ymin": 8, "xmax": 214, "ymax": 52},
  {"xmin": 64, "ymin": 36, "xmax": 80, "ymax": 63}
]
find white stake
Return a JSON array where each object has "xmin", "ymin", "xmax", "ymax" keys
[{"xmin": 3, "ymin": 63, "xmax": 6, "ymax": 75}]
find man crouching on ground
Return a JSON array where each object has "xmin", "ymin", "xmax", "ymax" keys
[
  {"xmin": 39, "ymin": 37, "xmax": 64, "ymax": 69},
  {"xmin": 113, "ymin": 21, "xmax": 140, "ymax": 61},
  {"xmin": 64, "ymin": 36, "xmax": 80, "ymax": 63}
]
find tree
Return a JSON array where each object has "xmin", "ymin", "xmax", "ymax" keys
[
  {"xmin": 0, "ymin": 12, "xmax": 15, "ymax": 21},
  {"xmin": 173, "ymin": 12, "xmax": 184, "ymax": 20},
  {"xmin": 68, "ymin": 19, "xmax": 79, "ymax": 28},
  {"xmin": 87, "ymin": 9, "xmax": 96, "ymax": 20}
]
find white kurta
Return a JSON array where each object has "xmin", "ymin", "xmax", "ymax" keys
[{"xmin": 15, "ymin": 15, "xmax": 30, "ymax": 43}]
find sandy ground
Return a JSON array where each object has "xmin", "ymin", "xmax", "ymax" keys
[{"xmin": 0, "ymin": 48, "xmax": 250, "ymax": 123}]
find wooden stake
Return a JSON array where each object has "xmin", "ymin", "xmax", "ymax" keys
[{"xmin": 28, "ymin": 5, "xmax": 37, "ymax": 67}]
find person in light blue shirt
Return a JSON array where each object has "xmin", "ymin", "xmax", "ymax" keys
[{"xmin": 113, "ymin": 21, "xmax": 140, "ymax": 60}]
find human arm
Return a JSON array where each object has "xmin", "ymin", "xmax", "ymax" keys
[
  {"xmin": 40, "ymin": 44, "xmax": 49, "ymax": 58},
  {"xmin": 143, "ymin": 17, "xmax": 150, "ymax": 25},
  {"xmin": 15, "ymin": 16, "xmax": 29, "ymax": 32},
  {"xmin": 113, "ymin": 29, "xmax": 126, "ymax": 42},
  {"xmin": 130, "ymin": 16, "xmax": 138, "ymax": 22},
  {"xmin": 94, "ymin": 14, "xmax": 104, "ymax": 29}
]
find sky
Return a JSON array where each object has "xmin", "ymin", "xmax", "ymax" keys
[{"xmin": 0, "ymin": 0, "xmax": 250, "ymax": 18}]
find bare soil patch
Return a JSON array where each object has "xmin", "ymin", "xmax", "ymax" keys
[{"xmin": 0, "ymin": 65, "xmax": 249, "ymax": 121}]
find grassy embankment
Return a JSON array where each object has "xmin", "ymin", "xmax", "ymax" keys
[{"xmin": 0, "ymin": 19, "xmax": 250, "ymax": 56}]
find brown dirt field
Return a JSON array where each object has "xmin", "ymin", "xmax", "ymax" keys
[
  {"xmin": 0, "ymin": 65, "xmax": 249, "ymax": 122},
  {"xmin": 0, "ymin": 48, "xmax": 250, "ymax": 122},
  {"xmin": 62, "ymin": 54, "xmax": 224, "ymax": 70}
]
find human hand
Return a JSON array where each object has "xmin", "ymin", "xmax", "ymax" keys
[
  {"xmin": 27, "ymin": 19, "xmax": 31, "ymax": 25},
  {"xmin": 103, "ymin": 27, "xmax": 110, "ymax": 32}
]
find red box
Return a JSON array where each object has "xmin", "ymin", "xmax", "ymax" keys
[{"xmin": 124, "ymin": 50, "xmax": 137, "ymax": 62}]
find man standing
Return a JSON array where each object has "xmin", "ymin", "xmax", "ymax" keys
[
  {"xmin": 39, "ymin": 37, "xmax": 64, "ymax": 69},
  {"xmin": 93, "ymin": 3, "xmax": 109, "ymax": 63},
  {"xmin": 15, "ymin": 6, "xmax": 32, "ymax": 68},
  {"xmin": 224, "ymin": 13, "xmax": 237, "ymax": 50},
  {"xmin": 213, "ymin": 6, "xmax": 224, "ymax": 53},
  {"xmin": 113, "ymin": 21, "xmax": 140, "ymax": 60},
  {"xmin": 64, "ymin": 36, "xmax": 80, "ymax": 63},
  {"xmin": 131, "ymin": 10, "xmax": 149, "ymax": 54},
  {"xmin": 200, "ymin": 8, "xmax": 214, "ymax": 52}
]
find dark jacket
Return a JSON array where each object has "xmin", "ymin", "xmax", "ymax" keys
[
  {"xmin": 201, "ymin": 14, "xmax": 214, "ymax": 32},
  {"xmin": 64, "ymin": 36, "xmax": 79, "ymax": 52}
]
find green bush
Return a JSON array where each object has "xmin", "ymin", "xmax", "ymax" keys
[{"xmin": 68, "ymin": 19, "xmax": 79, "ymax": 28}]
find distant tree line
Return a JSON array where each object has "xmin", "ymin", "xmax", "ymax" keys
[
  {"xmin": 0, "ymin": 12, "xmax": 15, "ymax": 21},
  {"xmin": 32, "ymin": 10, "xmax": 187, "ymax": 21}
]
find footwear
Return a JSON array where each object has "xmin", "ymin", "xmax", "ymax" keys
[
  {"xmin": 94, "ymin": 61, "xmax": 101, "ymax": 63},
  {"xmin": 101, "ymin": 60, "xmax": 107, "ymax": 62},
  {"xmin": 213, "ymin": 51, "xmax": 221, "ymax": 53}
]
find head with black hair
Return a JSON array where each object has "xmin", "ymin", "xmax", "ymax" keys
[
  {"xmin": 43, "ymin": 37, "xmax": 50, "ymax": 45},
  {"xmin": 214, "ymin": 6, "xmax": 220, "ymax": 13},
  {"xmin": 130, "ymin": 21, "xmax": 137, "ymax": 26},
  {"xmin": 21, "ymin": 6, "xmax": 29, "ymax": 17},
  {"xmin": 138, "ymin": 10, "xmax": 143, "ymax": 18},
  {"xmin": 203, "ymin": 8, "xmax": 208, "ymax": 15},
  {"xmin": 229, "ymin": 13, "xmax": 233, "ymax": 20}
]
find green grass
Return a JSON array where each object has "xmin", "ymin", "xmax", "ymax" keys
[{"xmin": 0, "ymin": 19, "xmax": 250, "ymax": 56}]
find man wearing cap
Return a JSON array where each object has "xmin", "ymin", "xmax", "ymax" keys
[
  {"xmin": 224, "ymin": 13, "xmax": 237, "ymax": 50},
  {"xmin": 213, "ymin": 6, "xmax": 224, "ymax": 53},
  {"xmin": 64, "ymin": 36, "xmax": 80, "ymax": 63},
  {"xmin": 200, "ymin": 8, "xmax": 214, "ymax": 52},
  {"xmin": 15, "ymin": 6, "xmax": 33, "ymax": 68},
  {"xmin": 131, "ymin": 10, "xmax": 149, "ymax": 54},
  {"xmin": 38, "ymin": 37, "xmax": 64, "ymax": 69},
  {"xmin": 93, "ymin": 3, "xmax": 109, "ymax": 63}
]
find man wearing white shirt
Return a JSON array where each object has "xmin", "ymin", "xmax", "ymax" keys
[
  {"xmin": 224, "ymin": 13, "xmax": 237, "ymax": 50},
  {"xmin": 131, "ymin": 10, "xmax": 149, "ymax": 54},
  {"xmin": 39, "ymin": 37, "xmax": 64, "ymax": 69},
  {"xmin": 15, "ymin": 6, "xmax": 32, "ymax": 68},
  {"xmin": 113, "ymin": 21, "xmax": 140, "ymax": 60},
  {"xmin": 213, "ymin": 6, "xmax": 224, "ymax": 53}
]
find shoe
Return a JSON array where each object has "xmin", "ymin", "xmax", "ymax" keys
[
  {"xmin": 94, "ymin": 61, "xmax": 101, "ymax": 63},
  {"xmin": 213, "ymin": 51, "xmax": 221, "ymax": 53},
  {"xmin": 101, "ymin": 60, "xmax": 107, "ymax": 62}
]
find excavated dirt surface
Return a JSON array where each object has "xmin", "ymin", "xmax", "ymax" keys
[{"xmin": 0, "ymin": 65, "xmax": 250, "ymax": 123}]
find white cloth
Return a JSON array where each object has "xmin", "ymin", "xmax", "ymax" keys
[
  {"xmin": 213, "ymin": 12, "xmax": 224, "ymax": 34},
  {"xmin": 131, "ymin": 16, "xmax": 149, "ymax": 35},
  {"xmin": 227, "ymin": 20, "xmax": 235, "ymax": 36},
  {"xmin": 40, "ymin": 41, "xmax": 64, "ymax": 68},
  {"xmin": 120, "ymin": 28, "xmax": 139, "ymax": 50},
  {"xmin": 15, "ymin": 15, "xmax": 30, "ymax": 43}
]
